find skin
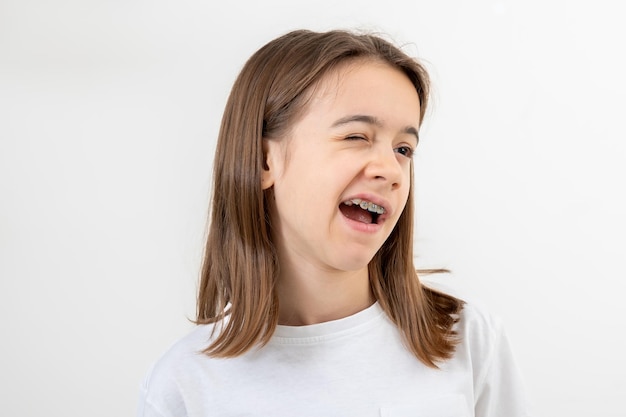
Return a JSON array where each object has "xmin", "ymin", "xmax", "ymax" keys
[{"xmin": 262, "ymin": 60, "xmax": 421, "ymax": 326}]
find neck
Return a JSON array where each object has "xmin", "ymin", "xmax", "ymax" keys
[{"xmin": 276, "ymin": 259, "xmax": 375, "ymax": 326}]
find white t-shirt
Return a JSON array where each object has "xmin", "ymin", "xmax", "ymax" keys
[{"xmin": 137, "ymin": 300, "xmax": 532, "ymax": 417}]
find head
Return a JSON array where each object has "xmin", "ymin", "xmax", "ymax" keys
[{"xmin": 200, "ymin": 28, "xmax": 431, "ymax": 355}]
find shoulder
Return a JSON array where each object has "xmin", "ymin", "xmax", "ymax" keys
[
  {"xmin": 424, "ymin": 280, "xmax": 533, "ymax": 415},
  {"xmin": 150, "ymin": 322, "xmax": 217, "ymax": 375},
  {"xmin": 423, "ymin": 279, "xmax": 508, "ymax": 368},
  {"xmin": 423, "ymin": 279, "xmax": 503, "ymax": 337},
  {"xmin": 455, "ymin": 299, "xmax": 508, "ymax": 384},
  {"xmin": 458, "ymin": 298, "xmax": 503, "ymax": 347},
  {"xmin": 138, "ymin": 323, "xmax": 218, "ymax": 416}
]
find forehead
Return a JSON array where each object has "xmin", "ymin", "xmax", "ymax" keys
[
  {"xmin": 314, "ymin": 59, "xmax": 392, "ymax": 97},
  {"xmin": 301, "ymin": 59, "xmax": 421, "ymax": 125}
]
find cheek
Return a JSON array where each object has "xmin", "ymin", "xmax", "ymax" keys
[
  {"xmin": 397, "ymin": 178, "xmax": 412, "ymax": 214},
  {"xmin": 401, "ymin": 167, "xmax": 412, "ymax": 194}
]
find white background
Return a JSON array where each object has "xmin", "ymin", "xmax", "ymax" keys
[{"xmin": 1, "ymin": 0, "xmax": 624, "ymax": 416}]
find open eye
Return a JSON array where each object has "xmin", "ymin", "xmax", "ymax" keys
[{"xmin": 395, "ymin": 145, "xmax": 414, "ymax": 158}]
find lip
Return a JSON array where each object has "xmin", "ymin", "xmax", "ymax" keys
[{"xmin": 339, "ymin": 192, "xmax": 393, "ymax": 225}]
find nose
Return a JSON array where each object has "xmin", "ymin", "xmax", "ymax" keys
[{"xmin": 364, "ymin": 145, "xmax": 404, "ymax": 190}]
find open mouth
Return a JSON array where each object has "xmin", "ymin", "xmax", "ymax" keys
[{"xmin": 339, "ymin": 198, "xmax": 386, "ymax": 225}]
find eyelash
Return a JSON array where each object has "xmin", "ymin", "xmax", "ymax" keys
[
  {"xmin": 345, "ymin": 136, "xmax": 415, "ymax": 159},
  {"xmin": 345, "ymin": 135, "xmax": 367, "ymax": 141},
  {"xmin": 395, "ymin": 146, "xmax": 414, "ymax": 159}
]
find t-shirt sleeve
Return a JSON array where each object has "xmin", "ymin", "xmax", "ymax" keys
[
  {"xmin": 137, "ymin": 387, "xmax": 167, "ymax": 417},
  {"xmin": 136, "ymin": 362, "xmax": 187, "ymax": 417},
  {"xmin": 473, "ymin": 318, "xmax": 534, "ymax": 417}
]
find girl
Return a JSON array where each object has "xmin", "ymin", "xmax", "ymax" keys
[{"xmin": 138, "ymin": 29, "xmax": 532, "ymax": 416}]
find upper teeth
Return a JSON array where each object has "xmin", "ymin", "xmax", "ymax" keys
[{"xmin": 343, "ymin": 198, "xmax": 385, "ymax": 214}]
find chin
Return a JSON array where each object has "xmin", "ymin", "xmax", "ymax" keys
[{"xmin": 331, "ymin": 252, "xmax": 377, "ymax": 273}]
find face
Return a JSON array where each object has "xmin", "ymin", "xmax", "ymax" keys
[{"xmin": 262, "ymin": 60, "xmax": 421, "ymax": 275}]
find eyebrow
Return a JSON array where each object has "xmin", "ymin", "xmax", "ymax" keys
[{"xmin": 331, "ymin": 114, "xmax": 419, "ymax": 144}]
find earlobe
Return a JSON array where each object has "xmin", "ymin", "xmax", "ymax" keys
[
  {"xmin": 261, "ymin": 168, "xmax": 274, "ymax": 190},
  {"xmin": 261, "ymin": 138, "xmax": 275, "ymax": 190}
]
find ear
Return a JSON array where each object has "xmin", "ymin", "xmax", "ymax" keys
[{"xmin": 261, "ymin": 138, "xmax": 276, "ymax": 190}]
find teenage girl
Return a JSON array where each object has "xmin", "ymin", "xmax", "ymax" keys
[{"xmin": 137, "ymin": 29, "xmax": 532, "ymax": 417}]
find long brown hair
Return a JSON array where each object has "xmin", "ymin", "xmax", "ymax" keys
[{"xmin": 197, "ymin": 29, "xmax": 464, "ymax": 367}]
